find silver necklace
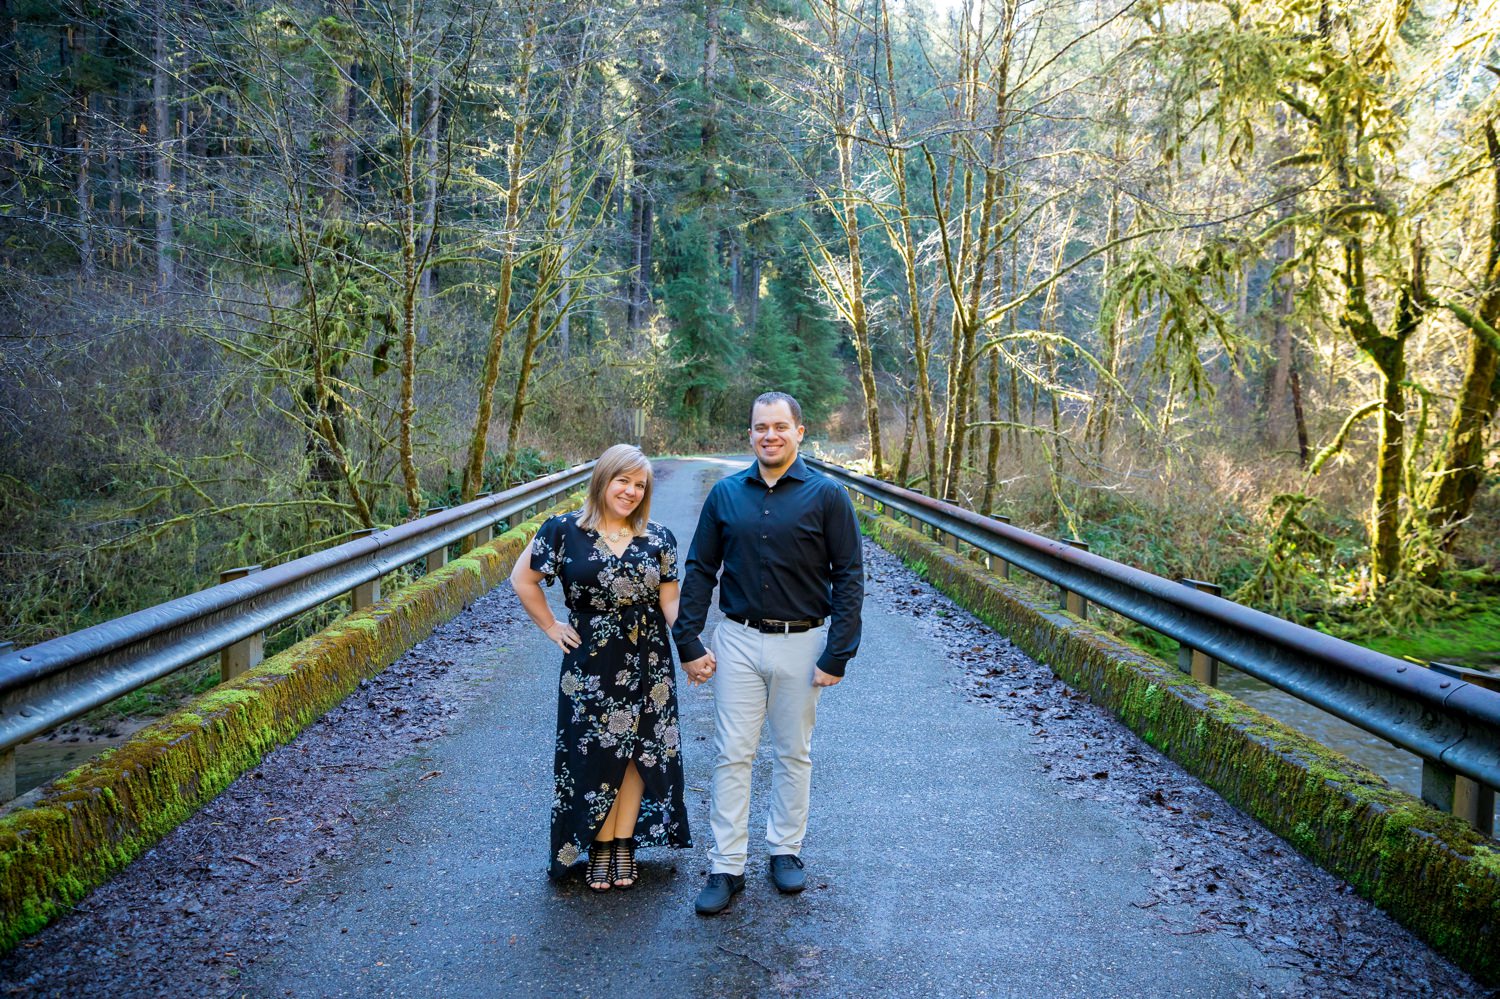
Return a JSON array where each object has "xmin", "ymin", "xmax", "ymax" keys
[{"xmin": 600, "ymin": 524, "xmax": 630, "ymax": 543}]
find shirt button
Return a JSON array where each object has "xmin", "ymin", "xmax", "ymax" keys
[{"xmin": 764, "ymin": 510, "xmax": 770, "ymax": 515}]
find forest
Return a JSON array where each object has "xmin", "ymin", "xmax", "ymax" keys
[{"xmin": 2, "ymin": 0, "xmax": 1499, "ymax": 671}]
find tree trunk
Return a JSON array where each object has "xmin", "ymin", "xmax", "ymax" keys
[
  {"xmin": 1264, "ymin": 224, "xmax": 1296, "ymax": 445},
  {"xmin": 626, "ymin": 187, "xmax": 643, "ymax": 330},
  {"xmin": 106, "ymin": 92, "xmax": 125, "ymax": 257},
  {"xmin": 1424, "ymin": 122, "xmax": 1500, "ymax": 549},
  {"xmin": 418, "ymin": 82, "xmax": 441, "ymax": 342},
  {"xmin": 940, "ymin": 4, "xmax": 1012, "ymax": 499},
  {"xmin": 875, "ymin": 0, "xmax": 931, "ymax": 489},
  {"xmin": 746, "ymin": 253, "xmax": 761, "ymax": 334},
  {"xmin": 981, "ymin": 349, "xmax": 1000, "ymax": 513},
  {"xmin": 396, "ymin": 12, "xmax": 423, "ymax": 516},
  {"xmin": 501, "ymin": 235, "xmax": 566, "ymax": 485},
  {"xmin": 462, "ymin": 9, "xmax": 536, "ymax": 501},
  {"xmin": 1371, "ymin": 351, "xmax": 1406, "ymax": 582},
  {"xmin": 1289, "ymin": 362, "xmax": 1310, "ymax": 467},
  {"xmin": 152, "ymin": 1, "xmax": 174, "ymax": 294},
  {"xmin": 76, "ymin": 90, "xmax": 95, "ymax": 281},
  {"xmin": 1086, "ymin": 93, "xmax": 1126, "ymax": 454},
  {"xmin": 328, "ymin": 61, "xmax": 353, "ymax": 216},
  {"xmin": 896, "ymin": 386, "xmax": 916, "ymax": 485},
  {"xmin": 502, "ymin": 287, "xmax": 548, "ymax": 486},
  {"xmin": 1344, "ymin": 234, "xmax": 1420, "ymax": 585}
]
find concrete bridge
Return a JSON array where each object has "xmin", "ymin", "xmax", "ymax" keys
[{"xmin": 0, "ymin": 459, "xmax": 1491, "ymax": 997}]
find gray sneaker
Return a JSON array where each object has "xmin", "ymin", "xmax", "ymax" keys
[
  {"xmin": 695, "ymin": 872, "xmax": 746, "ymax": 915},
  {"xmin": 768, "ymin": 854, "xmax": 806, "ymax": 893}
]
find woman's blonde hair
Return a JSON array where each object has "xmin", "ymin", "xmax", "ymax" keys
[{"xmin": 578, "ymin": 443, "xmax": 653, "ymax": 536}]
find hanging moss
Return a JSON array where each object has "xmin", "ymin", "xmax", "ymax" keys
[
  {"xmin": 855, "ymin": 506, "xmax": 1500, "ymax": 984},
  {"xmin": 0, "ymin": 497, "xmax": 580, "ymax": 954}
]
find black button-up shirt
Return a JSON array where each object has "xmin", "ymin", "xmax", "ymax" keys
[{"xmin": 673, "ymin": 455, "xmax": 863, "ymax": 675}]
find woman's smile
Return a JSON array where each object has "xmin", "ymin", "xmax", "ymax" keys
[{"xmin": 607, "ymin": 475, "xmax": 646, "ymax": 519}]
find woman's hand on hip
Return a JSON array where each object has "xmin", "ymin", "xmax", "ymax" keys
[{"xmin": 545, "ymin": 621, "xmax": 581, "ymax": 652}]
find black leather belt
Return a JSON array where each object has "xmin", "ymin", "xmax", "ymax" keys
[{"xmin": 727, "ymin": 614, "xmax": 823, "ymax": 634}]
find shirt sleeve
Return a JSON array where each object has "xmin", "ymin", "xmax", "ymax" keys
[
  {"xmin": 657, "ymin": 525, "xmax": 680, "ymax": 584},
  {"xmin": 672, "ymin": 488, "xmax": 725, "ymax": 662},
  {"xmin": 817, "ymin": 484, "xmax": 864, "ymax": 676},
  {"xmin": 529, "ymin": 514, "xmax": 566, "ymax": 586}
]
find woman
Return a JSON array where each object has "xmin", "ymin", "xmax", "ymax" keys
[{"xmin": 510, "ymin": 444, "xmax": 692, "ymax": 891}]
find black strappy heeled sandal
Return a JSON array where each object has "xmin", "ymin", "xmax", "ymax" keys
[
  {"xmin": 611, "ymin": 837, "xmax": 638, "ymax": 890},
  {"xmin": 588, "ymin": 840, "xmax": 615, "ymax": 892}
]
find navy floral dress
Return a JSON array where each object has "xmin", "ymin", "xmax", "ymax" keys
[{"xmin": 529, "ymin": 512, "xmax": 692, "ymax": 878}]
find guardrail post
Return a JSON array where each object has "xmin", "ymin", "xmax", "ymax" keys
[
  {"xmin": 350, "ymin": 529, "xmax": 381, "ymax": 610},
  {"xmin": 463, "ymin": 494, "xmax": 494, "ymax": 553},
  {"xmin": 0, "ymin": 744, "xmax": 12, "ymax": 806},
  {"xmin": 1428, "ymin": 663, "xmax": 1498, "ymax": 835},
  {"xmin": 424, "ymin": 507, "xmax": 449, "ymax": 574},
  {"xmin": 1175, "ymin": 579, "xmax": 1222, "ymax": 687},
  {"xmin": 1456, "ymin": 778, "xmax": 1496, "ymax": 837},
  {"xmin": 989, "ymin": 516, "xmax": 1012, "ymax": 578},
  {"xmin": 218, "ymin": 566, "xmax": 265, "ymax": 682},
  {"xmin": 1059, "ymin": 539, "xmax": 1089, "ymax": 620}
]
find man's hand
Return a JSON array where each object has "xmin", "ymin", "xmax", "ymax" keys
[
  {"xmin": 682, "ymin": 651, "xmax": 717, "ymax": 686},
  {"xmin": 813, "ymin": 668, "xmax": 842, "ymax": 688}
]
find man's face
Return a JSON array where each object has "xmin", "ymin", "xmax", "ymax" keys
[{"xmin": 750, "ymin": 400, "xmax": 805, "ymax": 471}]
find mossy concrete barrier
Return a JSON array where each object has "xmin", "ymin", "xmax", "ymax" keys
[
  {"xmin": 858, "ymin": 507, "xmax": 1500, "ymax": 984},
  {"xmin": 0, "ymin": 501, "xmax": 574, "ymax": 952}
]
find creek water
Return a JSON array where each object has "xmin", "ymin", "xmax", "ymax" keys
[
  {"xmin": 1217, "ymin": 666, "xmax": 1500, "ymax": 831},
  {"xmin": 13, "ymin": 722, "xmax": 149, "ymax": 797}
]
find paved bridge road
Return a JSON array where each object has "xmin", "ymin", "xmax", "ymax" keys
[
  {"xmin": 5, "ymin": 458, "xmax": 1478, "ymax": 997},
  {"xmin": 238, "ymin": 458, "xmax": 1292, "ymax": 997}
]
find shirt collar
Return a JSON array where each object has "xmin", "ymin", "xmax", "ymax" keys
[{"xmin": 747, "ymin": 454, "xmax": 808, "ymax": 485}]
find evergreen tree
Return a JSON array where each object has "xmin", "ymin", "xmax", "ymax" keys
[{"xmin": 663, "ymin": 216, "xmax": 742, "ymax": 425}]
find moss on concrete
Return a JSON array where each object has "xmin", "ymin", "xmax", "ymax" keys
[
  {"xmin": 0, "ymin": 497, "xmax": 580, "ymax": 953},
  {"xmin": 857, "ymin": 507, "xmax": 1500, "ymax": 984}
]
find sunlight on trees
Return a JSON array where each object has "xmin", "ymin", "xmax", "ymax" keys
[{"xmin": 1, "ymin": 0, "xmax": 1497, "ymax": 648}]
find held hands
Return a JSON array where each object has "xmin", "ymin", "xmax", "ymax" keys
[
  {"xmin": 682, "ymin": 651, "xmax": 717, "ymax": 686},
  {"xmin": 544, "ymin": 620, "xmax": 581, "ymax": 653}
]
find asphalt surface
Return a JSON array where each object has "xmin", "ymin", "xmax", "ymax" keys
[{"xmin": 235, "ymin": 457, "xmax": 1295, "ymax": 998}]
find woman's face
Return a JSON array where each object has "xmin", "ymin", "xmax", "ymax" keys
[{"xmin": 604, "ymin": 467, "xmax": 649, "ymax": 523}]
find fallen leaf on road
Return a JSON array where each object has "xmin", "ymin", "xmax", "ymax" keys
[{"xmin": 419, "ymin": 770, "xmax": 442, "ymax": 781}]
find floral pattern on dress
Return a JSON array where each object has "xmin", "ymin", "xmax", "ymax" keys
[{"xmin": 530, "ymin": 511, "xmax": 691, "ymax": 878}]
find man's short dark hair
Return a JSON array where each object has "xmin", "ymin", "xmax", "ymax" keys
[{"xmin": 751, "ymin": 391, "xmax": 803, "ymax": 427}]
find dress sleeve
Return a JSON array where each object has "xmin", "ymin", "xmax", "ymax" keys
[
  {"xmin": 657, "ymin": 525, "xmax": 679, "ymax": 584},
  {"xmin": 529, "ymin": 514, "xmax": 566, "ymax": 585}
]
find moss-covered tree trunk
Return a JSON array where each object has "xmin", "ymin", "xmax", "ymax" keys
[
  {"xmin": 1425, "ymin": 122, "xmax": 1500, "ymax": 549},
  {"xmin": 1342, "ymin": 235, "xmax": 1421, "ymax": 586},
  {"xmin": 396, "ymin": 2, "xmax": 423, "ymax": 518}
]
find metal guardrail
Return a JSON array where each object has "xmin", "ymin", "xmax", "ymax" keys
[
  {"xmin": 0, "ymin": 463, "xmax": 594, "ymax": 796},
  {"xmin": 808, "ymin": 457, "xmax": 1500, "ymax": 835}
]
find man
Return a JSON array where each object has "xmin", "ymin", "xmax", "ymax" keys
[{"xmin": 674, "ymin": 391, "xmax": 864, "ymax": 915}]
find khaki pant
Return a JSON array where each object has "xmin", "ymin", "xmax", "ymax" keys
[{"xmin": 707, "ymin": 618, "xmax": 827, "ymax": 875}]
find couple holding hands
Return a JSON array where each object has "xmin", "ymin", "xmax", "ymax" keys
[{"xmin": 510, "ymin": 392, "xmax": 864, "ymax": 914}]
